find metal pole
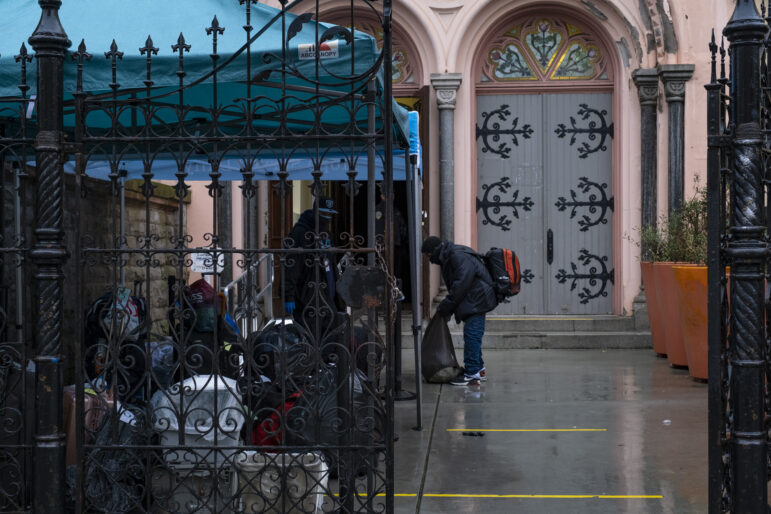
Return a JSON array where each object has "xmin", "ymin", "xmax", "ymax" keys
[
  {"xmin": 705, "ymin": 32, "xmax": 723, "ymax": 514},
  {"xmin": 723, "ymin": 1, "xmax": 768, "ymax": 511},
  {"xmin": 120, "ymin": 175, "xmax": 125, "ymax": 286},
  {"xmin": 383, "ymin": 2, "xmax": 395, "ymax": 511},
  {"xmin": 28, "ymin": 1, "xmax": 71, "ymax": 512},
  {"xmin": 14, "ymin": 163, "xmax": 24, "ymax": 354},
  {"xmin": 391, "ymin": 148, "xmax": 415, "ymax": 402},
  {"xmin": 407, "ymin": 155, "xmax": 423, "ymax": 429},
  {"xmin": 367, "ymin": 78, "xmax": 376, "ymax": 266},
  {"xmin": 393, "ymin": 290, "xmax": 414, "ymax": 402}
]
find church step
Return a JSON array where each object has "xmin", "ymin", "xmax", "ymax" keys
[
  {"xmin": 389, "ymin": 314, "xmax": 642, "ymax": 333},
  {"xmin": 389, "ymin": 315, "xmax": 651, "ymax": 349},
  {"xmin": 396, "ymin": 331, "xmax": 652, "ymax": 350},
  {"xmin": 476, "ymin": 315, "xmax": 640, "ymax": 333}
]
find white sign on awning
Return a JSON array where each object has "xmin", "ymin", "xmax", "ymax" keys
[
  {"xmin": 191, "ymin": 249, "xmax": 226, "ymax": 274},
  {"xmin": 298, "ymin": 40, "xmax": 339, "ymax": 60}
]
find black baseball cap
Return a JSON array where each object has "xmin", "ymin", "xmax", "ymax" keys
[{"xmin": 314, "ymin": 195, "xmax": 338, "ymax": 215}]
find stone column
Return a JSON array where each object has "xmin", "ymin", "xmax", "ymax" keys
[
  {"xmin": 630, "ymin": 69, "xmax": 659, "ymax": 330},
  {"xmin": 659, "ymin": 64, "xmax": 695, "ymax": 215},
  {"xmin": 430, "ymin": 73, "xmax": 462, "ymax": 242},
  {"xmin": 632, "ymin": 69, "xmax": 660, "ymax": 241}
]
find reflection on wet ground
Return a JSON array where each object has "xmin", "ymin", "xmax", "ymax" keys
[{"xmin": 394, "ymin": 349, "xmax": 708, "ymax": 514}]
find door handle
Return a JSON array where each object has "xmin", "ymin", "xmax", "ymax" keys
[{"xmin": 547, "ymin": 229, "xmax": 553, "ymax": 265}]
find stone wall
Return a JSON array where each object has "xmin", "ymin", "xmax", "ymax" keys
[
  {"xmin": 0, "ymin": 164, "xmax": 189, "ymax": 382},
  {"xmin": 120, "ymin": 179, "xmax": 191, "ymax": 333}
]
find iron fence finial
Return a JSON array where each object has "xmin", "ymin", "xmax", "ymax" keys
[{"xmin": 710, "ymin": 30, "xmax": 717, "ymax": 83}]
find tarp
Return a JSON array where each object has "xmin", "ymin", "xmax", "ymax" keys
[
  {"xmin": 0, "ymin": 0, "xmax": 411, "ymax": 180},
  {"xmin": 60, "ymin": 150, "xmax": 404, "ymax": 181}
]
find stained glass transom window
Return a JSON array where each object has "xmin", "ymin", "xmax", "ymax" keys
[{"xmin": 482, "ymin": 17, "xmax": 610, "ymax": 83}]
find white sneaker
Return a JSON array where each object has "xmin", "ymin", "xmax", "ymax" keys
[{"xmin": 449, "ymin": 371, "xmax": 481, "ymax": 386}]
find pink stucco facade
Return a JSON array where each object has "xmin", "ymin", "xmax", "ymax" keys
[{"xmin": 189, "ymin": 0, "xmax": 737, "ymax": 316}]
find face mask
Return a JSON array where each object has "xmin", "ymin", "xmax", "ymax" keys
[{"xmin": 429, "ymin": 247, "xmax": 442, "ymax": 264}]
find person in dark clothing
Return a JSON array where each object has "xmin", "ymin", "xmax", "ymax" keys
[
  {"xmin": 421, "ymin": 236, "xmax": 497, "ymax": 386},
  {"xmin": 283, "ymin": 196, "xmax": 340, "ymax": 334}
]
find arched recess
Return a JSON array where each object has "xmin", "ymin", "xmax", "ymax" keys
[
  {"xmin": 295, "ymin": 4, "xmax": 432, "ymax": 313},
  {"xmin": 471, "ymin": 6, "xmax": 621, "ymax": 316},
  {"xmin": 316, "ymin": 7, "xmax": 425, "ymax": 95}
]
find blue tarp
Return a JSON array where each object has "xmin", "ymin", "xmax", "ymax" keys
[{"xmin": 0, "ymin": 0, "xmax": 412, "ymax": 180}]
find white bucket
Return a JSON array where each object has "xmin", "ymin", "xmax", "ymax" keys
[{"xmin": 234, "ymin": 451, "xmax": 328, "ymax": 514}]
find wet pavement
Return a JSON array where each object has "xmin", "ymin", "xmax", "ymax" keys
[{"xmin": 392, "ymin": 349, "xmax": 708, "ymax": 513}]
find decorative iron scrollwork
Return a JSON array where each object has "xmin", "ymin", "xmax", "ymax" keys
[
  {"xmin": 476, "ymin": 104, "xmax": 533, "ymax": 159},
  {"xmin": 555, "ymin": 177, "xmax": 614, "ymax": 231},
  {"xmin": 555, "ymin": 249, "xmax": 614, "ymax": 304},
  {"xmin": 522, "ymin": 269, "xmax": 534, "ymax": 284},
  {"xmin": 476, "ymin": 177, "xmax": 534, "ymax": 231},
  {"xmin": 554, "ymin": 103, "xmax": 614, "ymax": 158}
]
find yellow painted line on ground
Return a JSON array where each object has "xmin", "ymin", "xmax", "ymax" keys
[
  {"xmin": 335, "ymin": 493, "xmax": 662, "ymax": 500},
  {"xmin": 487, "ymin": 316, "xmax": 591, "ymax": 321},
  {"xmin": 447, "ymin": 428, "xmax": 607, "ymax": 432},
  {"xmin": 423, "ymin": 494, "xmax": 663, "ymax": 499}
]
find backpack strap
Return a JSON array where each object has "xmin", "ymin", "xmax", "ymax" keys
[{"xmin": 463, "ymin": 248, "xmax": 493, "ymax": 285}]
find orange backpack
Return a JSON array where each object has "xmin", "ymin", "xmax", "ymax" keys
[{"xmin": 482, "ymin": 247, "xmax": 522, "ymax": 302}]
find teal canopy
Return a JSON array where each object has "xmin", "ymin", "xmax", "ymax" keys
[{"xmin": 0, "ymin": 0, "xmax": 411, "ymax": 180}]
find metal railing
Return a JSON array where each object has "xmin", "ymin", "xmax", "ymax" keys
[{"xmin": 223, "ymin": 253, "xmax": 274, "ymax": 337}]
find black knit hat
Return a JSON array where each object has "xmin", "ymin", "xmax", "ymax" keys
[{"xmin": 421, "ymin": 236, "xmax": 442, "ymax": 255}]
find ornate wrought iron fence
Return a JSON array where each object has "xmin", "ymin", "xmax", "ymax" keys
[
  {"xmin": 0, "ymin": 0, "xmax": 397, "ymax": 512},
  {"xmin": 709, "ymin": 1, "xmax": 771, "ymax": 512},
  {"xmin": 0, "ymin": 47, "xmax": 35, "ymax": 513}
]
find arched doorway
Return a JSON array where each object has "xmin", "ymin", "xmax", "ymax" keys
[{"xmin": 474, "ymin": 13, "xmax": 616, "ymax": 315}]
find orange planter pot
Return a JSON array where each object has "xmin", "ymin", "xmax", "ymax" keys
[
  {"xmin": 653, "ymin": 262, "xmax": 693, "ymax": 367},
  {"xmin": 640, "ymin": 261, "xmax": 666, "ymax": 356},
  {"xmin": 673, "ymin": 266, "xmax": 708, "ymax": 380}
]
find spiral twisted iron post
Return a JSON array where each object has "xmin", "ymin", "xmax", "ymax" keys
[
  {"xmin": 28, "ymin": 1, "xmax": 71, "ymax": 512},
  {"xmin": 723, "ymin": 1, "xmax": 769, "ymax": 511}
]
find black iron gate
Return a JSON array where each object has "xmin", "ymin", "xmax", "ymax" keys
[
  {"xmin": 708, "ymin": 1, "xmax": 771, "ymax": 512},
  {"xmin": 1, "ymin": 0, "xmax": 397, "ymax": 512}
]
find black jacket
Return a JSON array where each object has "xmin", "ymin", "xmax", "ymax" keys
[
  {"xmin": 432, "ymin": 241, "xmax": 497, "ymax": 322},
  {"xmin": 284, "ymin": 210, "xmax": 338, "ymax": 316}
]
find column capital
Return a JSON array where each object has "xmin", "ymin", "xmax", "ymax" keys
[
  {"xmin": 658, "ymin": 64, "xmax": 695, "ymax": 103},
  {"xmin": 632, "ymin": 68, "xmax": 659, "ymax": 106},
  {"xmin": 431, "ymin": 73, "xmax": 462, "ymax": 110}
]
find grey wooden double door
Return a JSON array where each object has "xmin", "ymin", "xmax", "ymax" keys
[{"xmin": 476, "ymin": 93, "xmax": 614, "ymax": 315}]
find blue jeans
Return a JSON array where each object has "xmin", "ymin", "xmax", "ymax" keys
[{"xmin": 462, "ymin": 314, "xmax": 486, "ymax": 375}]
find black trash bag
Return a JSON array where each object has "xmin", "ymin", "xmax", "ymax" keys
[
  {"xmin": 285, "ymin": 367, "xmax": 339, "ymax": 451},
  {"xmin": 83, "ymin": 405, "xmax": 147, "ymax": 513},
  {"xmin": 286, "ymin": 367, "xmax": 381, "ymax": 477},
  {"xmin": 181, "ymin": 328, "xmax": 241, "ymax": 379},
  {"xmin": 84, "ymin": 289, "xmax": 149, "ymax": 401},
  {"xmin": 421, "ymin": 315, "xmax": 460, "ymax": 383},
  {"xmin": 248, "ymin": 320, "xmax": 314, "ymax": 385}
]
